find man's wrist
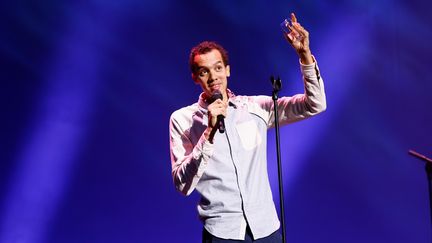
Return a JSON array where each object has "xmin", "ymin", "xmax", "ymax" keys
[
  {"xmin": 204, "ymin": 127, "xmax": 217, "ymax": 144},
  {"xmin": 298, "ymin": 50, "xmax": 313, "ymax": 65}
]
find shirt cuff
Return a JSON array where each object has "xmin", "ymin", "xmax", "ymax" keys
[
  {"xmin": 193, "ymin": 131, "xmax": 214, "ymax": 178},
  {"xmin": 299, "ymin": 55, "xmax": 320, "ymax": 80}
]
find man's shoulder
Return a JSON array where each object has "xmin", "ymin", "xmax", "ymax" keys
[
  {"xmin": 170, "ymin": 102, "xmax": 200, "ymax": 121},
  {"xmin": 232, "ymin": 94, "xmax": 272, "ymax": 106},
  {"xmin": 231, "ymin": 95, "xmax": 274, "ymax": 121}
]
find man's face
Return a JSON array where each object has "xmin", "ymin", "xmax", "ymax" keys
[{"xmin": 192, "ymin": 49, "xmax": 230, "ymax": 99}]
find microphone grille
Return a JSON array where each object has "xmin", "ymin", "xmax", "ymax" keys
[{"xmin": 210, "ymin": 90, "xmax": 223, "ymax": 102}]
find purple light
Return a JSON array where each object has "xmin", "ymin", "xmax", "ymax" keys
[{"xmin": 0, "ymin": 8, "xmax": 102, "ymax": 243}]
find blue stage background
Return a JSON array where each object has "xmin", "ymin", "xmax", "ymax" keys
[{"xmin": 1, "ymin": 0, "xmax": 431, "ymax": 242}]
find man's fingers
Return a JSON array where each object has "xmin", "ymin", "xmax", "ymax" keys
[
  {"xmin": 284, "ymin": 33, "xmax": 294, "ymax": 44},
  {"xmin": 291, "ymin": 13, "xmax": 297, "ymax": 23},
  {"xmin": 209, "ymin": 100, "xmax": 228, "ymax": 117},
  {"xmin": 292, "ymin": 23, "xmax": 303, "ymax": 34},
  {"xmin": 291, "ymin": 22, "xmax": 309, "ymax": 40}
]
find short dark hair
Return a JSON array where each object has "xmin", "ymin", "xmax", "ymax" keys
[{"xmin": 189, "ymin": 41, "xmax": 229, "ymax": 74}]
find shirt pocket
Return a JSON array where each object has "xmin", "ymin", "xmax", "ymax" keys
[{"xmin": 235, "ymin": 120, "xmax": 262, "ymax": 150}]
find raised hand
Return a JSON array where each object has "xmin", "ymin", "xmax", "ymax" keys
[{"xmin": 283, "ymin": 13, "xmax": 313, "ymax": 64}]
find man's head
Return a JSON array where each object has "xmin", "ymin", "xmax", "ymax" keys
[{"xmin": 189, "ymin": 41, "xmax": 230, "ymax": 100}]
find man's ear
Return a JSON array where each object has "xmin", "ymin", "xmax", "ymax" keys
[{"xmin": 226, "ymin": 65, "xmax": 230, "ymax": 77}]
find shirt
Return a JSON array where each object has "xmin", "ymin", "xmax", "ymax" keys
[{"xmin": 169, "ymin": 59, "xmax": 326, "ymax": 240}]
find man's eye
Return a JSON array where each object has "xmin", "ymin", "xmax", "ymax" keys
[
  {"xmin": 199, "ymin": 70, "xmax": 208, "ymax": 76},
  {"xmin": 215, "ymin": 66, "xmax": 222, "ymax": 71}
]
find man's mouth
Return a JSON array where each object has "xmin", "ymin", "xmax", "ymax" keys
[{"xmin": 210, "ymin": 83, "xmax": 221, "ymax": 90}]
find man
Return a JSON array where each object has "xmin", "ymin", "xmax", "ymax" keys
[{"xmin": 169, "ymin": 13, "xmax": 326, "ymax": 242}]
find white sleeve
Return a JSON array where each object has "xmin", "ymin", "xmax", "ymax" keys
[
  {"xmin": 169, "ymin": 113, "xmax": 214, "ymax": 196},
  {"xmin": 248, "ymin": 57, "xmax": 326, "ymax": 128}
]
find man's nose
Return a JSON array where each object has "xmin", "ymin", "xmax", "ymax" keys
[{"xmin": 208, "ymin": 70, "xmax": 218, "ymax": 81}]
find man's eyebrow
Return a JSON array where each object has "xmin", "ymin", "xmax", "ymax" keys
[
  {"xmin": 197, "ymin": 61, "xmax": 223, "ymax": 69},
  {"xmin": 213, "ymin": 61, "xmax": 223, "ymax": 66}
]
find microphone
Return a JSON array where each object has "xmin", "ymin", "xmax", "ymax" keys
[{"xmin": 210, "ymin": 90, "xmax": 225, "ymax": 133}]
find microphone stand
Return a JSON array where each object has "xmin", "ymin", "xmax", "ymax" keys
[
  {"xmin": 270, "ymin": 76, "xmax": 286, "ymax": 243},
  {"xmin": 408, "ymin": 149, "xmax": 432, "ymax": 232}
]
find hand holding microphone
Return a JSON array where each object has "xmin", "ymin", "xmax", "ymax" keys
[{"xmin": 207, "ymin": 90, "xmax": 227, "ymax": 133}]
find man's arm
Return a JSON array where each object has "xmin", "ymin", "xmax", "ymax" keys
[
  {"xmin": 169, "ymin": 101, "xmax": 225, "ymax": 196},
  {"xmin": 251, "ymin": 13, "xmax": 326, "ymax": 127},
  {"xmin": 271, "ymin": 58, "xmax": 326, "ymax": 127},
  {"xmin": 285, "ymin": 13, "xmax": 327, "ymax": 118},
  {"xmin": 250, "ymin": 60, "xmax": 325, "ymax": 128},
  {"xmin": 169, "ymin": 113, "xmax": 214, "ymax": 196}
]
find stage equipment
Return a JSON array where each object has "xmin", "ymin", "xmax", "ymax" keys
[{"xmin": 270, "ymin": 75, "xmax": 286, "ymax": 243}]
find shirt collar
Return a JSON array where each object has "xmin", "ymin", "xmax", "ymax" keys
[{"xmin": 198, "ymin": 89, "xmax": 236, "ymax": 110}]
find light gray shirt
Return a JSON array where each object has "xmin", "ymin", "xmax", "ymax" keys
[{"xmin": 169, "ymin": 59, "xmax": 326, "ymax": 240}]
